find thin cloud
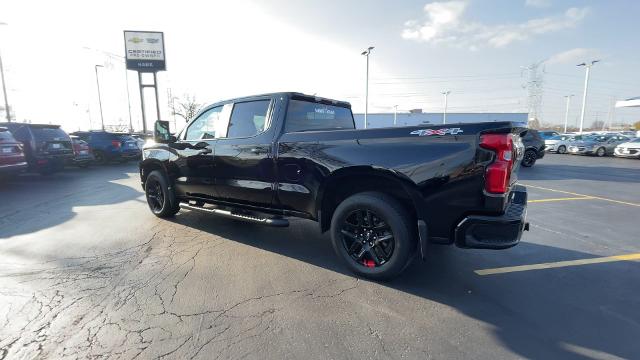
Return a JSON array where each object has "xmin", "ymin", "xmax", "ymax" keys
[
  {"xmin": 525, "ymin": 0, "xmax": 551, "ymax": 8},
  {"xmin": 402, "ymin": 1, "xmax": 589, "ymax": 50},
  {"xmin": 547, "ymin": 48, "xmax": 602, "ymax": 65}
]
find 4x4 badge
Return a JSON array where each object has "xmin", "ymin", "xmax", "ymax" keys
[{"xmin": 410, "ymin": 128, "xmax": 464, "ymax": 136}]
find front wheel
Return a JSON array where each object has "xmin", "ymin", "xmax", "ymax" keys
[
  {"xmin": 557, "ymin": 145, "xmax": 567, "ymax": 154},
  {"xmin": 595, "ymin": 147, "xmax": 606, "ymax": 157},
  {"xmin": 330, "ymin": 192, "xmax": 415, "ymax": 280},
  {"xmin": 521, "ymin": 149, "xmax": 537, "ymax": 167},
  {"xmin": 145, "ymin": 170, "xmax": 180, "ymax": 218}
]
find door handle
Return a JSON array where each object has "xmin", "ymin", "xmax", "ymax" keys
[
  {"xmin": 250, "ymin": 147, "xmax": 268, "ymax": 154},
  {"xmin": 198, "ymin": 147, "xmax": 212, "ymax": 154}
]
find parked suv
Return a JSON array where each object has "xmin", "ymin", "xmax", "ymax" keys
[
  {"xmin": 521, "ymin": 129, "xmax": 545, "ymax": 167},
  {"xmin": 0, "ymin": 123, "xmax": 74, "ymax": 174},
  {"xmin": 71, "ymin": 131, "xmax": 141, "ymax": 164},
  {"xmin": 68, "ymin": 135, "xmax": 94, "ymax": 167},
  {"xmin": 0, "ymin": 126, "xmax": 28, "ymax": 179}
]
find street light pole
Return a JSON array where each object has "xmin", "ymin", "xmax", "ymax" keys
[
  {"xmin": 0, "ymin": 22, "xmax": 10, "ymax": 122},
  {"xmin": 94, "ymin": 65, "xmax": 105, "ymax": 130},
  {"xmin": 441, "ymin": 90, "xmax": 451, "ymax": 124},
  {"xmin": 393, "ymin": 105, "xmax": 398, "ymax": 126},
  {"xmin": 361, "ymin": 46, "xmax": 374, "ymax": 129},
  {"xmin": 577, "ymin": 60, "xmax": 599, "ymax": 133},
  {"xmin": 563, "ymin": 94, "xmax": 574, "ymax": 133}
]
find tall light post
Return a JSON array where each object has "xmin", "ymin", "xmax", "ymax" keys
[
  {"xmin": 83, "ymin": 47, "xmax": 133, "ymax": 132},
  {"xmin": 393, "ymin": 105, "xmax": 398, "ymax": 126},
  {"xmin": 0, "ymin": 22, "xmax": 10, "ymax": 122},
  {"xmin": 361, "ymin": 46, "xmax": 374, "ymax": 129},
  {"xmin": 577, "ymin": 60, "xmax": 600, "ymax": 133},
  {"xmin": 441, "ymin": 90, "xmax": 451, "ymax": 124},
  {"xmin": 94, "ymin": 64, "xmax": 105, "ymax": 130},
  {"xmin": 563, "ymin": 94, "xmax": 574, "ymax": 133}
]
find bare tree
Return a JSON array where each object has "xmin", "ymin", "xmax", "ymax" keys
[{"xmin": 169, "ymin": 94, "xmax": 203, "ymax": 122}]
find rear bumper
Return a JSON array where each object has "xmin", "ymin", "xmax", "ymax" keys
[
  {"xmin": 0, "ymin": 161, "xmax": 28, "ymax": 176},
  {"xmin": 455, "ymin": 185, "xmax": 528, "ymax": 249},
  {"xmin": 112, "ymin": 150, "xmax": 141, "ymax": 160}
]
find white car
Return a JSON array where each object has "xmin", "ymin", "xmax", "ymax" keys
[
  {"xmin": 544, "ymin": 134, "xmax": 577, "ymax": 154},
  {"xmin": 614, "ymin": 138, "xmax": 640, "ymax": 159}
]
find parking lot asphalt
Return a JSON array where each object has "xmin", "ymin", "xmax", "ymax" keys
[{"xmin": 1, "ymin": 154, "xmax": 639, "ymax": 359}]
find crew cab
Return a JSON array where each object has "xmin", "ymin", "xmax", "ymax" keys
[{"xmin": 140, "ymin": 92, "xmax": 529, "ymax": 279}]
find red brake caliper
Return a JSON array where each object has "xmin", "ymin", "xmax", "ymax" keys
[{"xmin": 363, "ymin": 259, "xmax": 375, "ymax": 268}]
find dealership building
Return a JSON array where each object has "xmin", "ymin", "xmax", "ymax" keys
[{"xmin": 353, "ymin": 112, "xmax": 529, "ymax": 129}]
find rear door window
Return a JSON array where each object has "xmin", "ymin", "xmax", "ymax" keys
[
  {"xmin": 225, "ymin": 100, "xmax": 271, "ymax": 138},
  {"xmin": 285, "ymin": 100, "xmax": 355, "ymax": 132},
  {"xmin": 0, "ymin": 130, "xmax": 15, "ymax": 141}
]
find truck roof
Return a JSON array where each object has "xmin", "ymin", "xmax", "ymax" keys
[{"xmin": 206, "ymin": 92, "xmax": 352, "ymax": 109}]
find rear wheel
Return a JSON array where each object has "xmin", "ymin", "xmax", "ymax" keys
[
  {"xmin": 93, "ymin": 151, "xmax": 107, "ymax": 165},
  {"xmin": 145, "ymin": 170, "xmax": 180, "ymax": 218},
  {"xmin": 557, "ymin": 145, "xmax": 567, "ymax": 154},
  {"xmin": 595, "ymin": 147, "xmax": 606, "ymax": 157},
  {"xmin": 330, "ymin": 192, "xmax": 415, "ymax": 280},
  {"xmin": 521, "ymin": 149, "xmax": 537, "ymax": 167}
]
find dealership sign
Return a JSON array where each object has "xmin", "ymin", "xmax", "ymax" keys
[{"xmin": 123, "ymin": 31, "xmax": 166, "ymax": 71}]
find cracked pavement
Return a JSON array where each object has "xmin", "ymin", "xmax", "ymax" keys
[{"xmin": 1, "ymin": 159, "xmax": 639, "ymax": 359}]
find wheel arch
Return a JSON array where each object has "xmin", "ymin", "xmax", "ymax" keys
[{"xmin": 316, "ymin": 166, "xmax": 422, "ymax": 233}]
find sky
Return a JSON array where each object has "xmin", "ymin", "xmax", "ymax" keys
[{"xmin": 1, "ymin": 0, "xmax": 639, "ymax": 132}]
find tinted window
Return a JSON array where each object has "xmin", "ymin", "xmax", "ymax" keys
[
  {"xmin": 226, "ymin": 100, "xmax": 270, "ymax": 138},
  {"xmin": 185, "ymin": 106, "xmax": 224, "ymax": 141},
  {"xmin": 31, "ymin": 127, "xmax": 69, "ymax": 141},
  {"xmin": 0, "ymin": 130, "xmax": 15, "ymax": 141},
  {"xmin": 285, "ymin": 100, "xmax": 354, "ymax": 132}
]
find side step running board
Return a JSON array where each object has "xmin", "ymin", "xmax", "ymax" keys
[{"xmin": 179, "ymin": 203, "xmax": 289, "ymax": 227}]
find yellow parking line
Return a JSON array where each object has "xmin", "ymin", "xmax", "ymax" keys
[
  {"xmin": 522, "ymin": 183, "xmax": 640, "ymax": 207},
  {"xmin": 528, "ymin": 197, "xmax": 593, "ymax": 203},
  {"xmin": 475, "ymin": 253, "xmax": 640, "ymax": 276}
]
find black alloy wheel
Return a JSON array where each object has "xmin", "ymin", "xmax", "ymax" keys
[
  {"xmin": 340, "ymin": 209, "xmax": 395, "ymax": 268},
  {"xmin": 144, "ymin": 170, "xmax": 180, "ymax": 218},
  {"xmin": 521, "ymin": 149, "xmax": 537, "ymax": 167},
  {"xmin": 330, "ymin": 192, "xmax": 415, "ymax": 280}
]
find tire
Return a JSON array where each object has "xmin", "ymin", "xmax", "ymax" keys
[
  {"xmin": 144, "ymin": 170, "xmax": 180, "ymax": 218},
  {"xmin": 521, "ymin": 149, "xmax": 537, "ymax": 167},
  {"xmin": 595, "ymin": 147, "xmax": 606, "ymax": 157},
  {"xmin": 93, "ymin": 151, "xmax": 107, "ymax": 165},
  {"xmin": 557, "ymin": 145, "xmax": 567, "ymax": 154},
  {"xmin": 330, "ymin": 192, "xmax": 415, "ymax": 280}
]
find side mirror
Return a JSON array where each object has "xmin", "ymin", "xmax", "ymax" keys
[{"xmin": 154, "ymin": 120, "xmax": 176, "ymax": 143}]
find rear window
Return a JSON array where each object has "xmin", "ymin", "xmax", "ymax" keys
[
  {"xmin": 31, "ymin": 127, "xmax": 69, "ymax": 141},
  {"xmin": 0, "ymin": 130, "xmax": 15, "ymax": 141},
  {"xmin": 285, "ymin": 100, "xmax": 354, "ymax": 132}
]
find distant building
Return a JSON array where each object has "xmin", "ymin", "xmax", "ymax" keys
[{"xmin": 354, "ymin": 112, "xmax": 529, "ymax": 129}]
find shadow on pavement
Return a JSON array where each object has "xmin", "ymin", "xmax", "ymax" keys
[
  {"xmin": 171, "ymin": 213, "xmax": 640, "ymax": 360},
  {"xmin": 0, "ymin": 163, "xmax": 142, "ymax": 238}
]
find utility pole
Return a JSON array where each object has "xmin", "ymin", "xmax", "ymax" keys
[
  {"xmin": 563, "ymin": 95, "xmax": 574, "ymax": 133},
  {"xmin": 0, "ymin": 22, "xmax": 9, "ymax": 122},
  {"xmin": 94, "ymin": 65, "xmax": 105, "ymax": 130},
  {"xmin": 521, "ymin": 61, "xmax": 545, "ymax": 125},
  {"xmin": 393, "ymin": 105, "xmax": 398, "ymax": 126},
  {"xmin": 441, "ymin": 90, "xmax": 450, "ymax": 124},
  {"xmin": 577, "ymin": 60, "xmax": 600, "ymax": 133},
  {"xmin": 361, "ymin": 46, "xmax": 374, "ymax": 129}
]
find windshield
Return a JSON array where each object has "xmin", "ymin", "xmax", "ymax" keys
[{"xmin": 285, "ymin": 100, "xmax": 355, "ymax": 132}]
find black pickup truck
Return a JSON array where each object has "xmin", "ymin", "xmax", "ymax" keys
[{"xmin": 140, "ymin": 92, "xmax": 529, "ymax": 279}]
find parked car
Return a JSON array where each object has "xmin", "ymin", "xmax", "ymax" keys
[
  {"xmin": 68, "ymin": 135, "xmax": 94, "ymax": 167},
  {"xmin": 544, "ymin": 134, "xmax": 574, "ymax": 153},
  {"xmin": 140, "ymin": 92, "xmax": 529, "ymax": 280},
  {"xmin": 567, "ymin": 135, "xmax": 630, "ymax": 156},
  {"xmin": 614, "ymin": 138, "xmax": 640, "ymax": 159},
  {"xmin": 521, "ymin": 129, "xmax": 545, "ymax": 167},
  {"xmin": 0, "ymin": 126, "xmax": 28, "ymax": 179},
  {"xmin": 538, "ymin": 130, "xmax": 559, "ymax": 140},
  {"xmin": 70, "ymin": 131, "xmax": 141, "ymax": 164},
  {"xmin": 0, "ymin": 123, "xmax": 74, "ymax": 174}
]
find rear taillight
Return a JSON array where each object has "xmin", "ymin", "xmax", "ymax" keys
[
  {"xmin": 480, "ymin": 133, "xmax": 514, "ymax": 194},
  {"xmin": 111, "ymin": 140, "xmax": 121, "ymax": 149}
]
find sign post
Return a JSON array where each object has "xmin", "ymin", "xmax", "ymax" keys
[{"xmin": 124, "ymin": 30, "xmax": 166, "ymax": 134}]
